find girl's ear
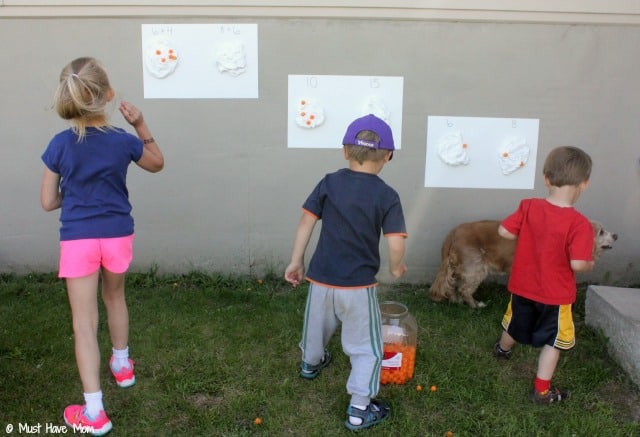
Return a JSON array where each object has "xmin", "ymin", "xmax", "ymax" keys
[{"xmin": 106, "ymin": 88, "xmax": 115, "ymax": 102}]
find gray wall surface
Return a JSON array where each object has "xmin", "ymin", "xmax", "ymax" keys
[{"xmin": 1, "ymin": 17, "xmax": 639, "ymax": 285}]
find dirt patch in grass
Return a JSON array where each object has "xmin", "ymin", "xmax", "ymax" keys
[
  {"xmin": 187, "ymin": 393, "xmax": 224, "ymax": 409},
  {"xmin": 594, "ymin": 381, "xmax": 640, "ymax": 423}
]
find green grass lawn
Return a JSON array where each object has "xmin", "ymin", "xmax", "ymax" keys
[{"xmin": 1, "ymin": 272, "xmax": 639, "ymax": 436}]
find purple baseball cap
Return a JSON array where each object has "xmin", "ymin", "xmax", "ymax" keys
[{"xmin": 342, "ymin": 114, "xmax": 395, "ymax": 152}]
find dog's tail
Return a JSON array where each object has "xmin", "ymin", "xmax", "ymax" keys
[{"xmin": 428, "ymin": 231, "xmax": 457, "ymax": 302}]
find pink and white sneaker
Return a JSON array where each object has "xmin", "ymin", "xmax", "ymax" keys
[
  {"xmin": 109, "ymin": 356, "xmax": 136, "ymax": 388},
  {"xmin": 63, "ymin": 404, "xmax": 112, "ymax": 436}
]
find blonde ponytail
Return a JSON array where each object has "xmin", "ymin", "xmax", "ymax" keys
[{"xmin": 53, "ymin": 57, "xmax": 112, "ymax": 140}]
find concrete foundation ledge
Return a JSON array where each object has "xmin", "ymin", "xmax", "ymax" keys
[{"xmin": 585, "ymin": 285, "xmax": 640, "ymax": 388}]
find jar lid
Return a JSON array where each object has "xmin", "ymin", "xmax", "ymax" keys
[{"xmin": 379, "ymin": 301, "xmax": 408, "ymax": 318}]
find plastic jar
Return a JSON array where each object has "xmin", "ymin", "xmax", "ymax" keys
[{"xmin": 379, "ymin": 301, "xmax": 417, "ymax": 385}]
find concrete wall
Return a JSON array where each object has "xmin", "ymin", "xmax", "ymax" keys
[
  {"xmin": 1, "ymin": 10, "xmax": 639, "ymax": 284},
  {"xmin": 586, "ymin": 286, "xmax": 640, "ymax": 389}
]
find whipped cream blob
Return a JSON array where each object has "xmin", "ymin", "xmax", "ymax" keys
[
  {"xmin": 295, "ymin": 99, "xmax": 325, "ymax": 129},
  {"xmin": 362, "ymin": 96, "xmax": 390, "ymax": 122},
  {"xmin": 499, "ymin": 136, "xmax": 530, "ymax": 175},
  {"xmin": 437, "ymin": 132, "xmax": 470, "ymax": 166},
  {"xmin": 144, "ymin": 37, "xmax": 179, "ymax": 79},
  {"xmin": 215, "ymin": 40, "xmax": 247, "ymax": 77}
]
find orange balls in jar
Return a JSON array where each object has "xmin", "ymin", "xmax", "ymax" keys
[{"xmin": 380, "ymin": 343, "xmax": 416, "ymax": 384}]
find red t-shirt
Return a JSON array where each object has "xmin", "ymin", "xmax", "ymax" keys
[{"xmin": 501, "ymin": 198, "xmax": 594, "ymax": 305}]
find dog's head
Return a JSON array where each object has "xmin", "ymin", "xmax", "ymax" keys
[{"xmin": 590, "ymin": 220, "xmax": 618, "ymax": 259}]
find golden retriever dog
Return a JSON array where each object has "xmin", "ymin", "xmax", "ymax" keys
[{"xmin": 428, "ymin": 220, "xmax": 617, "ymax": 308}]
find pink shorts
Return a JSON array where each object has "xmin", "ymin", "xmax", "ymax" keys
[{"xmin": 59, "ymin": 235, "xmax": 134, "ymax": 278}]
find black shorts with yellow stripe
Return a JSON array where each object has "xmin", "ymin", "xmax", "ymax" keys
[{"xmin": 500, "ymin": 293, "xmax": 575, "ymax": 350}]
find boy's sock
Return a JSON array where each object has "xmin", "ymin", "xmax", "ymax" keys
[
  {"xmin": 348, "ymin": 404, "xmax": 368, "ymax": 426},
  {"xmin": 496, "ymin": 343, "xmax": 510, "ymax": 354},
  {"xmin": 83, "ymin": 390, "xmax": 104, "ymax": 418},
  {"xmin": 111, "ymin": 346, "xmax": 131, "ymax": 372},
  {"xmin": 534, "ymin": 377, "xmax": 551, "ymax": 394}
]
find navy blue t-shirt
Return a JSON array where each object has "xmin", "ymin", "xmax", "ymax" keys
[
  {"xmin": 303, "ymin": 168, "xmax": 407, "ymax": 288},
  {"xmin": 41, "ymin": 127, "xmax": 144, "ymax": 241}
]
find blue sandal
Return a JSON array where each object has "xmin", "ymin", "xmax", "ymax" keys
[
  {"xmin": 299, "ymin": 350, "xmax": 332, "ymax": 380},
  {"xmin": 344, "ymin": 399, "xmax": 390, "ymax": 431}
]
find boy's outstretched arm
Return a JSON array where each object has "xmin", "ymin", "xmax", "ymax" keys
[
  {"xmin": 571, "ymin": 259, "xmax": 595, "ymax": 272},
  {"xmin": 498, "ymin": 224, "xmax": 517, "ymax": 240},
  {"xmin": 387, "ymin": 235, "xmax": 408, "ymax": 278},
  {"xmin": 284, "ymin": 212, "xmax": 318, "ymax": 287}
]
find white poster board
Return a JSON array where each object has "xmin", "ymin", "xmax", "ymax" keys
[
  {"xmin": 141, "ymin": 24, "xmax": 258, "ymax": 99},
  {"xmin": 287, "ymin": 75, "xmax": 404, "ymax": 149},
  {"xmin": 425, "ymin": 116, "xmax": 540, "ymax": 189}
]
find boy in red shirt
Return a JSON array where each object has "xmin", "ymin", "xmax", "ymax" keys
[{"xmin": 494, "ymin": 146, "xmax": 595, "ymax": 404}]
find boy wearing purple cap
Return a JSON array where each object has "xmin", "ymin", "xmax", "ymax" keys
[{"xmin": 285, "ymin": 114, "xmax": 408, "ymax": 431}]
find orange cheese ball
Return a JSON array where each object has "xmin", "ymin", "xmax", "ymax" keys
[{"xmin": 254, "ymin": 417, "xmax": 262, "ymax": 425}]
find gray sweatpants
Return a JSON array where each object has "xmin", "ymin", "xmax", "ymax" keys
[{"xmin": 299, "ymin": 283, "xmax": 383, "ymax": 406}]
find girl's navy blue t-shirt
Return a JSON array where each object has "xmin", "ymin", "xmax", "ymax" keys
[{"xmin": 41, "ymin": 127, "xmax": 143, "ymax": 241}]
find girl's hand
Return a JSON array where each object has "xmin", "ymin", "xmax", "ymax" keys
[{"xmin": 119, "ymin": 100, "xmax": 144, "ymax": 127}]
